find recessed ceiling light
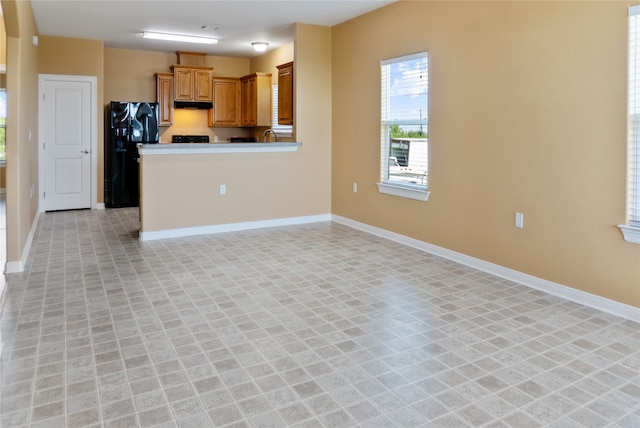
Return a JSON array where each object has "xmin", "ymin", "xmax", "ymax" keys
[
  {"xmin": 142, "ymin": 32, "xmax": 218, "ymax": 45},
  {"xmin": 251, "ymin": 42, "xmax": 269, "ymax": 52}
]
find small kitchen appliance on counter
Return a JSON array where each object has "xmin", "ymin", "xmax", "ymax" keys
[
  {"xmin": 171, "ymin": 135, "xmax": 210, "ymax": 144},
  {"xmin": 229, "ymin": 136, "xmax": 257, "ymax": 143}
]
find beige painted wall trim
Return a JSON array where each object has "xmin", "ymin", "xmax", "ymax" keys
[
  {"xmin": 333, "ymin": 215, "xmax": 640, "ymax": 323},
  {"xmin": 139, "ymin": 213, "xmax": 331, "ymax": 241},
  {"xmin": 4, "ymin": 211, "xmax": 39, "ymax": 273}
]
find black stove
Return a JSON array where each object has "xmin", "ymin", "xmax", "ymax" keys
[{"xmin": 171, "ymin": 135, "xmax": 210, "ymax": 144}]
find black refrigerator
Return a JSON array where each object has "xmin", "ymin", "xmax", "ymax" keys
[{"xmin": 105, "ymin": 101, "xmax": 159, "ymax": 208}]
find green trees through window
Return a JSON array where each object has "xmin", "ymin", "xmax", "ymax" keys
[{"xmin": 389, "ymin": 124, "xmax": 427, "ymax": 139}]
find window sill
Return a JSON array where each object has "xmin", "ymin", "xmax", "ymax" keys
[
  {"xmin": 377, "ymin": 182, "xmax": 430, "ymax": 201},
  {"xmin": 618, "ymin": 224, "xmax": 640, "ymax": 244}
]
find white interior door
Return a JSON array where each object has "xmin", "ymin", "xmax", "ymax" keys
[{"xmin": 42, "ymin": 79, "xmax": 92, "ymax": 211}]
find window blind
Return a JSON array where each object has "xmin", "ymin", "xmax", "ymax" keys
[
  {"xmin": 628, "ymin": 6, "xmax": 640, "ymax": 227},
  {"xmin": 272, "ymin": 84, "xmax": 293, "ymax": 137}
]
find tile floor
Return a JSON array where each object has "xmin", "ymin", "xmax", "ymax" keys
[{"xmin": 0, "ymin": 208, "xmax": 638, "ymax": 427}]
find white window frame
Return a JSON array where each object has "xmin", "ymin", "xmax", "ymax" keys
[
  {"xmin": 620, "ymin": 6, "xmax": 640, "ymax": 244},
  {"xmin": 272, "ymin": 83, "xmax": 293, "ymax": 138},
  {"xmin": 377, "ymin": 52, "xmax": 430, "ymax": 202}
]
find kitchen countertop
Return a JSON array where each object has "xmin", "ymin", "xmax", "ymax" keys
[{"xmin": 138, "ymin": 142, "xmax": 302, "ymax": 155}]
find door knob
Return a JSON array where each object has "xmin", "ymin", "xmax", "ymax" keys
[{"xmin": 80, "ymin": 150, "xmax": 89, "ymax": 154}]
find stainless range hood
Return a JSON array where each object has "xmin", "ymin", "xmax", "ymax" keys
[{"xmin": 174, "ymin": 101, "xmax": 213, "ymax": 109}]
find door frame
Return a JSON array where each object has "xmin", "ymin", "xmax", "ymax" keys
[{"xmin": 38, "ymin": 74, "xmax": 98, "ymax": 212}]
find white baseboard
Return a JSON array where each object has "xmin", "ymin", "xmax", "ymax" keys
[
  {"xmin": 95, "ymin": 203, "xmax": 105, "ymax": 210},
  {"xmin": 139, "ymin": 214, "xmax": 332, "ymax": 241},
  {"xmin": 5, "ymin": 211, "xmax": 40, "ymax": 274},
  {"xmin": 332, "ymin": 215, "xmax": 640, "ymax": 323}
]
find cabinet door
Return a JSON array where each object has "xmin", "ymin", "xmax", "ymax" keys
[
  {"xmin": 194, "ymin": 69, "xmax": 213, "ymax": 102},
  {"xmin": 155, "ymin": 73, "xmax": 173, "ymax": 126},
  {"xmin": 241, "ymin": 76, "xmax": 257, "ymax": 126},
  {"xmin": 209, "ymin": 78, "xmax": 240, "ymax": 127},
  {"xmin": 174, "ymin": 68, "xmax": 193, "ymax": 101},
  {"xmin": 255, "ymin": 74, "xmax": 272, "ymax": 127},
  {"xmin": 277, "ymin": 62, "xmax": 293, "ymax": 125}
]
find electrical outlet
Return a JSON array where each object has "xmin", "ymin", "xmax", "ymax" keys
[
  {"xmin": 353, "ymin": 183, "xmax": 358, "ymax": 193},
  {"xmin": 515, "ymin": 212, "xmax": 524, "ymax": 228},
  {"xmin": 219, "ymin": 184, "xmax": 226, "ymax": 195}
]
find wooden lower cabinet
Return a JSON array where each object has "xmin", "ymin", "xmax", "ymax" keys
[
  {"xmin": 155, "ymin": 72, "xmax": 173, "ymax": 126},
  {"xmin": 208, "ymin": 77, "xmax": 241, "ymax": 127}
]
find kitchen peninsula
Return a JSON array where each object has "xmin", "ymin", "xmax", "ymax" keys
[
  {"xmin": 139, "ymin": 142, "xmax": 301, "ymax": 155},
  {"xmin": 137, "ymin": 142, "xmax": 307, "ymax": 241}
]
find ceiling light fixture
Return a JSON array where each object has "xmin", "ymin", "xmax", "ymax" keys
[
  {"xmin": 251, "ymin": 42, "xmax": 269, "ymax": 52},
  {"xmin": 142, "ymin": 31, "xmax": 218, "ymax": 45}
]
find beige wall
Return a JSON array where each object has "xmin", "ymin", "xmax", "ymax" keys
[
  {"xmin": 104, "ymin": 48, "xmax": 172, "ymax": 103},
  {"xmin": 0, "ymin": 16, "xmax": 6, "ymax": 66},
  {"xmin": 0, "ymin": 7, "xmax": 5, "ymax": 191},
  {"xmin": 332, "ymin": 1, "xmax": 639, "ymax": 307},
  {"xmin": 39, "ymin": 36, "xmax": 103, "ymax": 76},
  {"xmin": 251, "ymin": 42, "xmax": 294, "ymax": 76},
  {"xmin": 140, "ymin": 150, "xmax": 320, "ymax": 231},
  {"xmin": 295, "ymin": 23, "xmax": 332, "ymax": 202},
  {"xmin": 2, "ymin": 0, "xmax": 39, "ymax": 264}
]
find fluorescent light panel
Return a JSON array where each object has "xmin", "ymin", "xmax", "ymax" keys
[{"xmin": 143, "ymin": 31, "xmax": 218, "ymax": 45}]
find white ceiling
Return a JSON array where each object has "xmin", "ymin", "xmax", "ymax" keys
[{"xmin": 30, "ymin": 0, "xmax": 396, "ymax": 57}]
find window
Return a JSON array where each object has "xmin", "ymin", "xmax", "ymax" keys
[
  {"xmin": 378, "ymin": 52, "xmax": 429, "ymax": 201},
  {"xmin": 272, "ymin": 83, "xmax": 293, "ymax": 138},
  {"xmin": 620, "ymin": 6, "xmax": 640, "ymax": 244}
]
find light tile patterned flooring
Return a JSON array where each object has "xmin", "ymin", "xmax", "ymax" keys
[{"xmin": 0, "ymin": 208, "xmax": 639, "ymax": 427}]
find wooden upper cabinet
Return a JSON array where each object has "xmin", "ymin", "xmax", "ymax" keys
[
  {"xmin": 240, "ymin": 73, "xmax": 272, "ymax": 127},
  {"xmin": 155, "ymin": 72, "xmax": 173, "ymax": 127},
  {"xmin": 208, "ymin": 77, "xmax": 241, "ymax": 127},
  {"xmin": 276, "ymin": 62, "xmax": 294, "ymax": 125},
  {"xmin": 171, "ymin": 65, "xmax": 213, "ymax": 102},
  {"xmin": 240, "ymin": 76, "xmax": 257, "ymax": 126}
]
